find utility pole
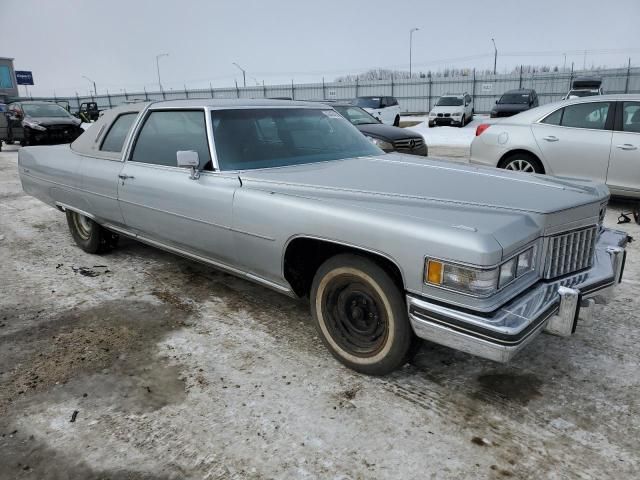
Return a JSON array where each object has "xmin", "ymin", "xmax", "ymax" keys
[
  {"xmin": 233, "ymin": 62, "xmax": 246, "ymax": 88},
  {"xmin": 156, "ymin": 53, "xmax": 169, "ymax": 92},
  {"xmin": 409, "ymin": 28, "xmax": 419, "ymax": 78},
  {"xmin": 82, "ymin": 75, "xmax": 97, "ymax": 99},
  {"xmin": 492, "ymin": 38, "xmax": 498, "ymax": 75}
]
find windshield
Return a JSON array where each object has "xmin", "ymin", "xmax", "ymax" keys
[
  {"xmin": 211, "ymin": 108, "xmax": 383, "ymax": 171},
  {"xmin": 333, "ymin": 106, "xmax": 380, "ymax": 125},
  {"xmin": 435, "ymin": 97, "xmax": 463, "ymax": 106},
  {"xmin": 568, "ymin": 90, "xmax": 598, "ymax": 98},
  {"xmin": 353, "ymin": 97, "xmax": 381, "ymax": 108},
  {"xmin": 22, "ymin": 103, "xmax": 72, "ymax": 118},
  {"xmin": 498, "ymin": 93, "xmax": 530, "ymax": 104}
]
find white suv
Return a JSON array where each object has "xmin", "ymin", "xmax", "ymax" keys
[
  {"xmin": 353, "ymin": 96, "xmax": 402, "ymax": 126},
  {"xmin": 428, "ymin": 93, "xmax": 473, "ymax": 128}
]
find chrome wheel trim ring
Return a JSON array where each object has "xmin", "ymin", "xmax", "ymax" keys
[
  {"xmin": 73, "ymin": 213, "xmax": 92, "ymax": 240},
  {"xmin": 504, "ymin": 159, "xmax": 535, "ymax": 173}
]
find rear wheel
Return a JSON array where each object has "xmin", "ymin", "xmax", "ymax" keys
[
  {"xmin": 393, "ymin": 115, "xmax": 400, "ymax": 127},
  {"xmin": 498, "ymin": 152, "xmax": 544, "ymax": 174},
  {"xmin": 310, "ymin": 254, "xmax": 414, "ymax": 375},
  {"xmin": 458, "ymin": 115, "xmax": 465, "ymax": 128},
  {"xmin": 65, "ymin": 210, "xmax": 119, "ymax": 254}
]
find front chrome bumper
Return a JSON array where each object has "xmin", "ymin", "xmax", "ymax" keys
[{"xmin": 407, "ymin": 228, "xmax": 628, "ymax": 363}]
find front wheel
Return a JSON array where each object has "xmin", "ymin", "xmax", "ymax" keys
[
  {"xmin": 393, "ymin": 115, "xmax": 400, "ymax": 127},
  {"xmin": 65, "ymin": 210, "xmax": 119, "ymax": 254},
  {"xmin": 310, "ymin": 254, "xmax": 415, "ymax": 375}
]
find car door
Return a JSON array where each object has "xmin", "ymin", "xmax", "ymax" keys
[
  {"xmin": 117, "ymin": 108, "xmax": 240, "ymax": 265},
  {"xmin": 531, "ymin": 101, "xmax": 613, "ymax": 181},
  {"xmin": 606, "ymin": 101, "xmax": 640, "ymax": 197}
]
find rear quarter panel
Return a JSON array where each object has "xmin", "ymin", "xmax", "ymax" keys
[{"xmin": 19, "ymin": 145, "xmax": 83, "ymax": 210}]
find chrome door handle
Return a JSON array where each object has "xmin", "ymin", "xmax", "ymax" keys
[
  {"xmin": 616, "ymin": 144, "xmax": 638, "ymax": 151},
  {"xmin": 543, "ymin": 136, "xmax": 559, "ymax": 142},
  {"xmin": 118, "ymin": 174, "xmax": 134, "ymax": 180}
]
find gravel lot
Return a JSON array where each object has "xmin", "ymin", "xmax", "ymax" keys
[{"xmin": 1, "ymin": 144, "xmax": 639, "ymax": 479}]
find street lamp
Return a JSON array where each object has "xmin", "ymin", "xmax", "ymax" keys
[
  {"xmin": 409, "ymin": 27, "xmax": 419, "ymax": 78},
  {"xmin": 233, "ymin": 62, "xmax": 246, "ymax": 88},
  {"xmin": 82, "ymin": 75, "xmax": 97, "ymax": 98},
  {"xmin": 156, "ymin": 53, "xmax": 169, "ymax": 91},
  {"xmin": 491, "ymin": 38, "xmax": 498, "ymax": 75}
]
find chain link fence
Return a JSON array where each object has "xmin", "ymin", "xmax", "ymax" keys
[{"xmin": 29, "ymin": 66, "xmax": 640, "ymax": 115}]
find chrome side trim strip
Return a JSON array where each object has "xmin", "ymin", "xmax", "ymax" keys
[{"xmin": 55, "ymin": 202, "xmax": 96, "ymax": 220}]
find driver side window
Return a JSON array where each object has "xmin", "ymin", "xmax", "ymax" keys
[{"xmin": 130, "ymin": 110, "xmax": 212, "ymax": 170}]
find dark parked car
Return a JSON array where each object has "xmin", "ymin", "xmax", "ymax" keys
[
  {"xmin": 332, "ymin": 103, "xmax": 427, "ymax": 156},
  {"xmin": 76, "ymin": 101, "xmax": 100, "ymax": 122},
  {"xmin": 490, "ymin": 89, "xmax": 539, "ymax": 118},
  {"xmin": 0, "ymin": 101, "xmax": 83, "ymax": 149}
]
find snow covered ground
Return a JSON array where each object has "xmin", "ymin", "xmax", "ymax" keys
[{"xmin": 401, "ymin": 114, "xmax": 490, "ymax": 158}]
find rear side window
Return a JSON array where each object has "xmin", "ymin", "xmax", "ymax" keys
[
  {"xmin": 541, "ymin": 108, "xmax": 563, "ymax": 125},
  {"xmin": 561, "ymin": 102, "xmax": 611, "ymax": 130},
  {"xmin": 100, "ymin": 113, "xmax": 138, "ymax": 152},
  {"xmin": 622, "ymin": 102, "xmax": 640, "ymax": 133},
  {"xmin": 131, "ymin": 110, "xmax": 211, "ymax": 168}
]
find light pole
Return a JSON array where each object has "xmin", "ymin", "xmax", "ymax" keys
[
  {"xmin": 82, "ymin": 75, "xmax": 97, "ymax": 98},
  {"xmin": 233, "ymin": 62, "xmax": 246, "ymax": 88},
  {"xmin": 491, "ymin": 38, "xmax": 498, "ymax": 75},
  {"xmin": 156, "ymin": 53, "xmax": 169, "ymax": 91},
  {"xmin": 409, "ymin": 27, "xmax": 419, "ymax": 78}
]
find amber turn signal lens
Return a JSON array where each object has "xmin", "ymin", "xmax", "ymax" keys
[{"xmin": 426, "ymin": 260, "xmax": 444, "ymax": 284}]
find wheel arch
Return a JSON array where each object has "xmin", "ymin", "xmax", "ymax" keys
[
  {"xmin": 497, "ymin": 149, "xmax": 547, "ymax": 174},
  {"xmin": 282, "ymin": 235, "xmax": 406, "ymax": 298}
]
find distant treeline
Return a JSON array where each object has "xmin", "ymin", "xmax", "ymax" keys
[{"xmin": 335, "ymin": 65, "xmax": 608, "ymax": 82}]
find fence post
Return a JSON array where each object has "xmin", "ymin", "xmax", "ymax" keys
[
  {"xmin": 184, "ymin": 84, "xmax": 189, "ymax": 99},
  {"xmin": 519, "ymin": 65, "xmax": 523, "ymax": 89},
  {"xmin": 322, "ymin": 77, "xmax": 326, "ymax": 100},
  {"xmin": 428, "ymin": 75, "xmax": 432, "ymax": 112},
  {"xmin": 391, "ymin": 74, "xmax": 394, "ymax": 97},
  {"xmin": 263, "ymin": 80, "xmax": 266, "ymax": 98},
  {"xmin": 106, "ymin": 89, "xmax": 112, "ymax": 108},
  {"xmin": 625, "ymin": 58, "xmax": 631, "ymax": 93},
  {"xmin": 569, "ymin": 62, "xmax": 574, "ymax": 94},
  {"xmin": 210, "ymin": 82, "xmax": 214, "ymax": 98},
  {"xmin": 143, "ymin": 86, "xmax": 149, "ymax": 101},
  {"xmin": 355, "ymin": 77, "xmax": 359, "ymax": 98},
  {"xmin": 471, "ymin": 69, "xmax": 476, "ymax": 107},
  {"xmin": 75, "ymin": 92, "xmax": 80, "ymax": 112},
  {"xmin": 291, "ymin": 79, "xmax": 295, "ymax": 100},
  {"xmin": 235, "ymin": 80, "xmax": 240, "ymax": 98}
]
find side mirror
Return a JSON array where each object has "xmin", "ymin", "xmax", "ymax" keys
[
  {"xmin": 177, "ymin": 150, "xmax": 201, "ymax": 180},
  {"xmin": 495, "ymin": 100, "xmax": 499, "ymax": 104}
]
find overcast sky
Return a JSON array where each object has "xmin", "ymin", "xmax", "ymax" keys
[{"xmin": 2, "ymin": 0, "xmax": 639, "ymax": 96}]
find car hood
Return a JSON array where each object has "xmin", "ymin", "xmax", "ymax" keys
[
  {"xmin": 25, "ymin": 116, "xmax": 81, "ymax": 127},
  {"xmin": 239, "ymin": 154, "xmax": 608, "ymax": 262},
  {"xmin": 240, "ymin": 154, "xmax": 607, "ymax": 216},
  {"xmin": 492, "ymin": 104, "xmax": 530, "ymax": 113},
  {"xmin": 355, "ymin": 123, "xmax": 421, "ymax": 141}
]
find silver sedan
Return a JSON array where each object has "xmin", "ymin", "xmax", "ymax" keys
[{"xmin": 470, "ymin": 94, "xmax": 640, "ymax": 199}]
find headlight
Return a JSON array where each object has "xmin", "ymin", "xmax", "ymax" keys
[
  {"xmin": 429, "ymin": 112, "xmax": 436, "ymax": 117},
  {"xmin": 451, "ymin": 112, "xmax": 462, "ymax": 117},
  {"xmin": 425, "ymin": 246, "xmax": 537, "ymax": 296},
  {"xmin": 366, "ymin": 136, "xmax": 394, "ymax": 151},
  {"xmin": 23, "ymin": 120, "xmax": 47, "ymax": 131}
]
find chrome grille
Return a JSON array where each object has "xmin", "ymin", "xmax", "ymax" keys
[
  {"xmin": 543, "ymin": 226, "xmax": 598, "ymax": 279},
  {"xmin": 393, "ymin": 137, "xmax": 424, "ymax": 150}
]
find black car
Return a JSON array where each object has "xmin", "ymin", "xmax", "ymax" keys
[
  {"xmin": 331, "ymin": 104, "xmax": 427, "ymax": 156},
  {"xmin": 490, "ymin": 89, "xmax": 539, "ymax": 118},
  {"xmin": 0, "ymin": 101, "xmax": 84, "ymax": 149}
]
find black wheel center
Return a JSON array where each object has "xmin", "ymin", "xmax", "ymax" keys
[{"xmin": 323, "ymin": 279, "xmax": 388, "ymax": 357}]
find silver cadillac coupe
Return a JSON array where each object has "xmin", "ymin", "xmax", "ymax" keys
[{"xmin": 18, "ymin": 99, "xmax": 629, "ymax": 375}]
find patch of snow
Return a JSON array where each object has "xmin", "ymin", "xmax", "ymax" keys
[{"xmin": 404, "ymin": 114, "xmax": 490, "ymax": 148}]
